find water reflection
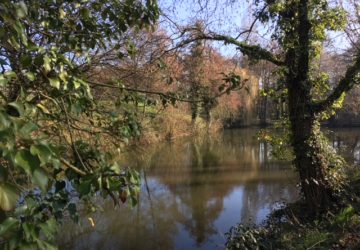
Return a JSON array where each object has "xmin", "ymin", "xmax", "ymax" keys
[
  {"xmin": 326, "ymin": 128, "xmax": 360, "ymax": 164},
  {"xmin": 57, "ymin": 128, "xmax": 360, "ymax": 250}
]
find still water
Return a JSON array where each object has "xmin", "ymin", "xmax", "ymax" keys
[{"xmin": 58, "ymin": 128, "xmax": 360, "ymax": 250}]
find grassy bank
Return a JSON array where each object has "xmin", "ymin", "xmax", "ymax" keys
[{"xmin": 225, "ymin": 168, "xmax": 360, "ymax": 250}]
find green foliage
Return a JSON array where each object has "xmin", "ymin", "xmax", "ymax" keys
[
  {"xmin": 226, "ymin": 196, "xmax": 360, "ymax": 250},
  {"xmin": 0, "ymin": 0, "xmax": 159, "ymax": 248},
  {"xmin": 257, "ymin": 119, "xmax": 294, "ymax": 161},
  {"xmin": 225, "ymin": 224, "xmax": 271, "ymax": 250}
]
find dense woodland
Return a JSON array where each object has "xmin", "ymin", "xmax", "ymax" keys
[{"xmin": 0, "ymin": 0, "xmax": 360, "ymax": 249}]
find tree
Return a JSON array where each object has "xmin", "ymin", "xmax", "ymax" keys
[
  {"xmin": 0, "ymin": 0, "xmax": 159, "ymax": 248},
  {"xmin": 180, "ymin": 0, "xmax": 360, "ymax": 213}
]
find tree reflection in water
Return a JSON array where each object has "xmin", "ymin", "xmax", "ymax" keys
[{"xmin": 57, "ymin": 128, "xmax": 360, "ymax": 250}]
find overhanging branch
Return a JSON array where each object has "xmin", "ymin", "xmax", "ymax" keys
[
  {"xmin": 313, "ymin": 53, "xmax": 360, "ymax": 113},
  {"xmin": 193, "ymin": 33, "xmax": 284, "ymax": 66}
]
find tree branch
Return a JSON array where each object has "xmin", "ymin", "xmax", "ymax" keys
[
  {"xmin": 235, "ymin": 4, "xmax": 268, "ymax": 41},
  {"xmin": 174, "ymin": 29, "xmax": 285, "ymax": 66},
  {"xmin": 313, "ymin": 53, "xmax": 360, "ymax": 113}
]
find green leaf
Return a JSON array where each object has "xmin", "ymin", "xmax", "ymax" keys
[
  {"xmin": 20, "ymin": 55, "xmax": 32, "ymax": 67},
  {"xmin": 36, "ymin": 103, "xmax": 51, "ymax": 114},
  {"xmin": 8, "ymin": 101, "xmax": 24, "ymax": 117},
  {"xmin": 0, "ymin": 184, "xmax": 19, "ymax": 211},
  {"xmin": 110, "ymin": 163, "xmax": 121, "ymax": 174},
  {"xmin": 43, "ymin": 55, "xmax": 51, "ymax": 72},
  {"xmin": 80, "ymin": 8, "xmax": 90, "ymax": 19},
  {"xmin": 31, "ymin": 168, "xmax": 48, "ymax": 191},
  {"xmin": 30, "ymin": 145, "xmax": 52, "ymax": 165},
  {"xmin": 78, "ymin": 179, "xmax": 92, "ymax": 197},
  {"xmin": 36, "ymin": 240, "xmax": 57, "ymax": 250},
  {"xmin": 14, "ymin": 204, "xmax": 28, "ymax": 217},
  {"xmin": 0, "ymin": 166, "xmax": 8, "ymax": 182},
  {"xmin": 22, "ymin": 222, "xmax": 36, "ymax": 241},
  {"xmin": 16, "ymin": 1, "xmax": 28, "ymax": 18},
  {"xmin": 25, "ymin": 72, "xmax": 35, "ymax": 81},
  {"xmin": 0, "ymin": 217, "xmax": 19, "ymax": 236},
  {"xmin": 20, "ymin": 122, "xmax": 38, "ymax": 136},
  {"xmin": 15, "ymin": 149, "xmax": 40, "ymax": 174},
  {"xmin": 59, "ymin": 9, "xmax": 66, "ymax": 19},
  {"xmin": 49, "ymin": 77, "xmax": 60, "ymax": 89},
  {"xmin": 4, "ymin": 71, "xmax": 17, "ymax": 79},
  {"xmin": 39, "ymin": 218, "xmax": 57, "ymax": 241},
  {"xmin": 73, "ymin": 79, "xmax": 81, "ymax": 89},
  {"xmin": 0, "ymin": 112, "xmax": 11, "ymax": 127},
  {"xmin": 130, "ymin": 196, "xmax": 138, "ymax": 207},
  {"xmin": 0, "ymin": 74, "xmax": 8, "ymax": 86}
]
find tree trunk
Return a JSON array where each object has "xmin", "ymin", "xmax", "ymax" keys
[
  {"xmin": 259, "ymin": 95, "xmax": 267, "ymax": 126},
  {"xmin": 288, "ymin": 85, "xmax": 335, "ymax": 213}
]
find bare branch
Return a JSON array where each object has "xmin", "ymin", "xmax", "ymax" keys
[{"xmin": 235, "ymin": 4, "xmax": 268, "ymax": 41}]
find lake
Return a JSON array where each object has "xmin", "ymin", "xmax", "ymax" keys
[{"xmin": 57, "ymin": 128, "xmax": 360, "ymax": 250}]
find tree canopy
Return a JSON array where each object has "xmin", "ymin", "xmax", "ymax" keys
[{"xmin": 0, "ymin": 0, "xmax": 159, "ymax": 248}]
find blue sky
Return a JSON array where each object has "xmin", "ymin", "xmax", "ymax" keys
[
  {"xmin": 158, "ymin": 0, "xmax": 259, "ymax": 57},
  {"xmin": 157, "ymin": 0, "xmax": 353, "ymax": 57}
]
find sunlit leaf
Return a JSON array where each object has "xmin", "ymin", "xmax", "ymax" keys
[
  {"xmin": 0, "ymin": 184, "xmax": 19, "ymax": 211},
  {"xmin": 25, "ymin": 72, "xmax": 35, "ymax": 81},
  {"xmin": 49, "ymin": 77, "xmax": 60, "ymax": 89},
  {"xmin": 16, "ymin": 1, "xmax": 28, "ymax": 18}
]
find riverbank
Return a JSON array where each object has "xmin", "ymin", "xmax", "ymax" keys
[
  {"xmin": 225, "ymin": 167, "xmax": 360, "ymax": 250},
  {"xmin": 132, "ymin": 106, "xmax": 222, "ymax": 146}
]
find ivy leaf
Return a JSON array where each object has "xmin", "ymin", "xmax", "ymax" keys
[
  {"xmin": 78, "ymin": 179, "xmax": 92, "ymax": 197},
  {"xmin": 22, "ymin": 222, "xmax": 36, "ymax": 241},
  {"xmin": 15, "ymin": 149, "xmax": 40, "ymax": 174},
  {"xmin": 20, "ymin": 55, "xmax": 32, "ymax": 67},
  {"xmin": 30, "ymin": 144, "xmax": 52, "ymax": 165},
  {"xmin": 39, "ymin": 218, "xmax": 57, "ymax": 241},
  {"xmin": 59, "ymin": 9, "xmax": 66, "ymax": 19},
  {"xmin": 16, "ymin": 1, "xmax": 28, "ymax": 19},
  {"xmin": 0, "ymin": 112, "xmax": 11, "ymax": 128},
  {"xmin": 32, "ymin": 168, "xmax": 48, "ymax": 191},
  {"xmin": 0, "ymin": 74, "xmax": 8, "ymax": 86},
  {"xmin": 0, "ymin": 184, "xmax": 19, "ymax": 211},
  {"xmin": 0, "ymin": 217, "xmax": 19, "ymax": 236},
  {"xmin": 19, "ymin": 122, "xmax": 38, "ymax": 137},
  {"xmin": 110, "ymin": 163, "xmax": 121, "ymax": 174},
  {"xmin": 49, "ymin": 77, "xmax": 60, "ymax": 89},
  {"xmin": 8, "ymin": 101, "xmax": 24, "ymax": 117},
  {"xmin": 43, "ymin": 55, "xmax": 51, "ymax": 72},
  {"xmin": 25, "ymin": 72, "xmax": 35, "ymax": 81}
]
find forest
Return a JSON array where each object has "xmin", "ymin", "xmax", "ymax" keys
[{"xmin": 0, "ymin": 0, "xmax": 359, "ymax": 249}]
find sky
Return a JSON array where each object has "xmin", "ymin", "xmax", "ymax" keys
[
  {"xmin": 157, "ymin": 0, "xmax": 355, "ymax": 57},
  {"xmin": 158, "ymin": 0, "xmax": 261, "ymax": 57}
]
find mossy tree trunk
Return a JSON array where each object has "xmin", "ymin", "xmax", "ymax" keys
[{"xmin": 288, "ymin": 89, "xmax": 335, "ymax": 212}]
